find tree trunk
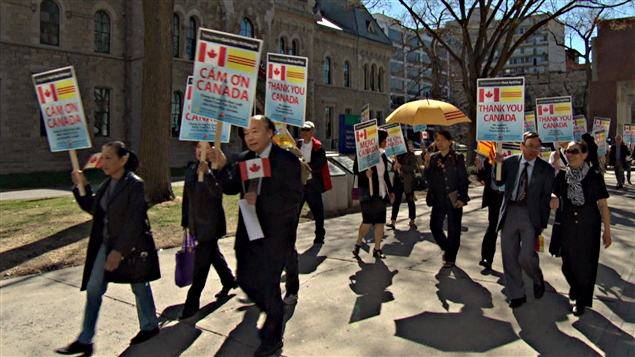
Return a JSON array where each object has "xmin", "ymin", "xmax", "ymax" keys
[{"xmin": 139, "ymin": 0, "xmax": 175, "ymax": 204}]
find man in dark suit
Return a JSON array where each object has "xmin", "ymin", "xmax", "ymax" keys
[
  {"xmin": 608, "ymin": 135, "xmax": 631, "ymax": 189},
  {"xmin": 495, "ymin": 131, "xmax": 555, "ymax": 308},
  {"xmin": 475, "ymin": 156, "xmax": 504, "ymax": 272},
  {"xmin": 214, "ymin": 115, "xmax": 304, "ymax": 357}
]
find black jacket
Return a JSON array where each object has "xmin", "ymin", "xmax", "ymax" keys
[
  {"xmin": 218, "ymin": 144, "xmax": 304, "ymax": 263},
  {"xmin": 424, "ymin": 150, "xmax": 470, "ymax": 205},
  {"xmin": 73, "ymin": 171, "xmax": 156, "ymax": 290},
  {"xmin": 608, "ymin": 143, "xmax": 630, "ymax": 167},
  {"xmin": 476, "ymin": 159, "xmax": 499, "ymax": 209},
  {"xmin": 181, "ymin": 162, "xmax": 227, "ymax": 241}
]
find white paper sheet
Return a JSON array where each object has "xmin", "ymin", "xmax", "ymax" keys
[{"xmin": 238, "ymin": 199, "xmax": 264, "ymax": 241}]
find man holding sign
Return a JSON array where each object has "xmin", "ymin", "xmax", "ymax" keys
[{"xmin": 213, "ymin": 115, "xmax": 303, "ymax": 357}]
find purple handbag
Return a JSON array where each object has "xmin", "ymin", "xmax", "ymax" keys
[{"xmin": 175, "ymin": 230, "xmax": 196, "ymax": 288}]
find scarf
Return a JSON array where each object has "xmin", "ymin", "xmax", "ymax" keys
[{"xmin": 566, "ymin": 162, "xmax": 590, "ymax": 206}]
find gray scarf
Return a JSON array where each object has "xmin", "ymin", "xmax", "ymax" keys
[{"xmin": 566, "ymin": 162, "xmax": 590, "ymax": 206}]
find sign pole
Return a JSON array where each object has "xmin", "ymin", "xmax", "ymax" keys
[
  {"xmin": 495, "ymin": 142, "xmax": 503, "ymax": 181},
  {"xmin": 198, "ymin": 143, "xmax": 208, "ymax": 182},
  {"xmin": 69, "ymin": 149, "xmax": 86, "ymax": 196},
  {"xmin": 211, "ymin": 122, "xmax": 223, "ymax": 170},
  {"xmin": 369, "ymin": 176, "xmax": 374, "ymax": 196}
]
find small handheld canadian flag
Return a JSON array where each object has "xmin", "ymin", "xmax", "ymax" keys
[
  {"xmin": 83, "ymin": 153, "xmax": 102, "ymax": 169},
  {"xmin": 239, "ymin": 158, "xmax": 271, "ymax": 181}
]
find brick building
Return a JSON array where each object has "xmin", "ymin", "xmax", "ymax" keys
[{"xmin": 0, "ymin": 0, "xmax": 391, "ymax": 175}]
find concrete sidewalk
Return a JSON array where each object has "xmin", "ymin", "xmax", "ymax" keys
[{"xmin": 1, "ymin": 174, "xmax": 633, "ymax": 356}]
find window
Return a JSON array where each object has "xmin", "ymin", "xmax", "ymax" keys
[
  {"xmin": 172, "ymin": 14, "xmax": 180, "ymax": 58},
  {"xmin": 171, "ymin": 91, "xmax": 182, "ymax": 137},
  {"xmin": 40, "ymin": 0, "xmax": 59, "ymax": 46},
  {"xmin": 186, "ymin": 17, "xmax": 197, "ymax": 61},
  {"xmin": 370, "ymin": 65, "xmax": 376, "ymax": 91},
  {"xmin": 363, "ymin": 64, "xmax": 368, "ymax": 90},
  {"xmin": 377, "ymin": 111, "xmax": 383, "ymax": 123},
  {"xmin": 279, "ymin": 38, "xmax": 286, "ymax": 54},
  {"xmin": 240, "ymin": 18, "xmax": 253, "ymax": 38},
  {"xmin": 290, "ymin": 40, "xmax": 299, "ymax": 55},
  {"xmin": 345, "ymin": 108, "xmax": 352, "ymax": 114},
  {"xmin": 94, "ymin": 88, "xmax": 110, "ymax": 137},
  {"xmin": 378, "ymin": 68, "xmax": 384, "ymax": 92},
  {"xmin": 343, "ymin": 61, "xmax": 350, "ymax": 87},
  {"xmin": 325, "ymin": 107, "xmax": 333, "ymax": 139},
  {"xmin": 94, "ymin": 11, "xmax": 110, "ymax": 54},
  {"xmin": 324, "ymin": 57, "xmax": 331, "ymax": 84}
]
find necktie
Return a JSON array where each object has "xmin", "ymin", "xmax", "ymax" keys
[{"xmin": 516, "ymin": 162, "xmax": 530, "ymax": 202}]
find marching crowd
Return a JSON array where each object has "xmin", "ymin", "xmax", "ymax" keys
[{"xmin": 55, "ymin": 115, "xmax": 629, "ymax": 357}]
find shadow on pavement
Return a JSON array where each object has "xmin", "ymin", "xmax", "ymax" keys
[
  {"xmin": 513, "ymin": 291, "xmax": 601, "ymax": 356},
  {"xmin": 595, "ymin": 263, "xmax": 635, "ymax": 323},
  {"xmin": 157, "ymin": 295, "xmax": 235, "ymax": 323},
  {"xmin": 0, "ymin": 221, "xmax": 91, "ymax": 273},
  {"xmin": 382, "ymin": 228, "xmax": 429, "ymax": 257},
  {"xmin": 573, "ymin": 308, "xmax": 635, "ymax": 356},
  {"xmin": 297, "ymin": 244, "xmax": 326, "ymax": 275},
  {"xmin": 214, "ymin": 305, "xmax": 261, "ymax": 357},
  {"xmin": 348, "ymin": 258, "xmax": 398, "ymax": 323},
  {"xmin": 394, "ymin": 266, "xmax": 519, "ymax": 352},
  {"xmin": 119, "ymin": 322, "xmax": 202, "ymax": 357}
]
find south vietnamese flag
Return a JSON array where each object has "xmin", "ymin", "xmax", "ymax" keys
[
  {"xmin": 37, "ymin": 83, "xmax": 58, "ymax": 104},
  {"xmin": 239, "ymin": 158, "xmax": 271, "ymax": 180},
  {"xmin": 268, "ymin": 63, "xmax": 286, "ymax": 81},
  {"xmin": 198, "ymin": 42, "xmax": 227, "ymax": 66}
]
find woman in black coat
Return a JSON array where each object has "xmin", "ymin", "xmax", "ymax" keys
[
  {"xmin": 353, "ymin": 129, "xmax": 395, "ymax": 259},
  {"xmin": 56, "ymin": 141, "xmax": 160, "ymax": 356},
  {"xmin": 180, "ymin": 141, "xmax": 236, "ymax": 319}
]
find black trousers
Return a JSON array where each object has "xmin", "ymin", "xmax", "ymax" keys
[
  {"xmin": 390, "ymin": 177, "xmax": 415, "ymax": 221},
  {"xmin": 430, "ymin": 197, "xmax": 463, "ymax": 263},
  {"xmin": 284, "ymin": 247, "xmax": 299, "ymax": 296},
  {"xmin": 303, "ymin": 180, "xmax": 325, "ymax": 239},
  {"xmin": 481, "ymin": 190, "xmax": 504, "ymax": 264},
  {"xmin": 185, "ymin": 239, "xmax": 235, "ymax": 309}
]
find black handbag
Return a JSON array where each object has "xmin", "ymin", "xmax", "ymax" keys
[{"xmin": 105, "ymin": 218, "xmax": 161, "ymax": 284}]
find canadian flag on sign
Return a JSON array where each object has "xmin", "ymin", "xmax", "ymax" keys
[
  {"xmin": 37, "ymin": 83, "xmax": 58, "ymax": 104},
  {"xmin": 198, "ymin": 42, "xmax": 227, "ymax": 66},
  {"xmin": 239, "ymin": 157, "xmax": 272, "ymax": 181},
  {"xmin": 356, "ymin": 129, "xmax": 367, "ymax": 142},
  {"xmin": 268, "ymin": 63, "xmax": 286, "ymax": 81},
  {"xmin": 538, "ymin": 105, "xmax": 554, "ymax": 115},
  {"xmin": 83, "ymin": 153, "xmax": 103, "ymax": 169},
  {"xmin": 478, "ymin": 88, "xmax": 500, "ymax": 103}
]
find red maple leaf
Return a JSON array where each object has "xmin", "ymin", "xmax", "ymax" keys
[
  {"xmin": 498, "ymin": 134, "xmax": 503, "ymax": 139},
  {"xmin": 274, "ymin": 68, "xmax": 280, "ymax": 75},
  {"xmin": 68, "ymin": 142, "xmax": 73, "ymax": 146},
  {"xmin": 283, "ymin": 116, "xmax": 287, "ymax": 121},
  {"xmin": 219, "ymin": 112, "xmax": 225, "ymax": 118},
  {"xmin": 485, "ymin": 91, "xmax": 493, "ymax": 98},
  {"xmin": 203, "ymin": 133, "xmax": 209, "ymax": 138},
  {"xmin": 208, "ymin": 49, "xmax": 217, "ymax": 59},
  {"xmin": 249, "ymin": 163, "xmax": 261, "ymax": 172},
  {"xmin": 543, "ymin": 106, "xmax": 550, "ymax": 112},
  {"xmin": 45, "ymin": 90, "xmax": 52, "ymax": 97}
]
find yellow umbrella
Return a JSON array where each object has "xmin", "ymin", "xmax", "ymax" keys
[{"xmin": 385, "ymin": 99, "xmax": 471, "ymax": 126}]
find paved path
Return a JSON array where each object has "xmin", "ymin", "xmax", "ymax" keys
[{"xmin": 1, "ymin": 174, "xmax": 633, "ymax": 356}]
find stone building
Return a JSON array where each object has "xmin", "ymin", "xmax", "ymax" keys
[{"xmin": 0, "ymin": 0, "xmax": 391, "ymax": 175}]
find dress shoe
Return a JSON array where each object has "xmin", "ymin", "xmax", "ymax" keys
[
  {"xmin": 130, "ymin": 327, "xmax": 160, "ymax": 345},
  {"xmin": 254, "ymin": 340, "xmax": 284, "ymax": 357},
  {"xmin": 373, "ymin": 248, "xmax": 386, "ymax": 259},
  {"xmin": 534, "ymin": 278, "xmax": 545, "ymax": 299},
  {"xmin": 55, "ymin": 341, "xmax": 93, "ymax": 356},
  {"xmin": 386, "ymin": 222, "xmax": 396, "ymax": 229},
  {"xmin": 568, "ymin": 287, "xmax": 577, "ymax": 301},
  {"xmin": 179, "ymin": 307, "xmax": 198, "ymax": 320},
  {"xmin": 572, "ymin": 305, "xmax": 586, "ymax": 316},
  {"xmin": 313, "ymin": 237, "xmax": 325, "ymax": 244},
  {"xmin": 509, "ymin": 296, "xmax": 527, "ymax": 308},
  {"xmin": 216, "ymin": 280, "xmax": 238, "ymax": 298},
  {"xmin": 352, "ymin": 244, "xmax": 361, "ymax": 258},
  {"xmin": 479, "ymin": 260, "xmax": 492, "ymax": 271}
]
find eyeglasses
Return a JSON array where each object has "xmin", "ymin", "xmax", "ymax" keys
[
  {"xmin": 523, "ymin": 144, "xmax": 541, "ymax": 150},
  {"xmin": 565, "ymin": 148, "xmax": 581, "ymax": 155},
  {"xmin": 301, "ymin": 128, "xmax": 311, "ymax": 132}
]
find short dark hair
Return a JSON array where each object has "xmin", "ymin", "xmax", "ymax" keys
[
  {"xmin": 378, "ymin": 129, "xmax": 389, "ymax": 144},
  {"xmin": 434, "ymin": 130, "xmax": 452, "ymax": 141},
  {"xmin": 522, "ymin": 131, "xmax": 541, "ymax": 145}
]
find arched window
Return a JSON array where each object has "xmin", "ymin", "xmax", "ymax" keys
[
  {"xmin": 171, "ymin": 91, "xmax": 182, "ymax": 137},
  {"xmin": 378, "ymin": 68, "xmax": 384, "ymax": 92},
  {"xmin": 279, "ymin": 38, "xmax": 286, "ymax": 54},
  {"xmin": 370, "ymin": 65, "xmax": 376, "ymax": 91},
  {"xmin": 172, "ymin": 14, "xmax": 180, "ymax": 58},
  {"xmin": 40, "ymin": 0, "xmax": 59, "ymax": 46},
  {"xmin": 94, "ymin": 11, "xmax": 110, "ymax": 54},
  {"xmin": 324, "ymin": 57, "xmax": 331, "ymax": 85},
  {"xmin": 343, "ymin": 61, "xmax": 350, "ymax": 87},
  {"xmin": 240, "ymin": 18, "xmax": 254, "ymax": 38},
  {"xmin": 186, "ymin": 17, "xmax": 197, "ymax": 61},
  {"xmin": 291, "ymin": 40, "xmax": 299, "ymax": 55},
  {"xmin": 363, "ymin": 64, "xmax": 369, "ymax": 90}
]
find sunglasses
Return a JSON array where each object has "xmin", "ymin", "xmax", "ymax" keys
[
  {"xmin": 301, "ymin": 128, "xmax": 311, "ymax": 132},
  {"xmin": 565, "ymin": 148, "xmax": 581, "ymax": 155}
]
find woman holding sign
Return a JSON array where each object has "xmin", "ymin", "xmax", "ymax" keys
[
  {"xmin": 387, "ymin": 140, "xmax": 418, "ymax": 228},
  {"xmin": 549, "ymin": 140, "xmax": 612, "ymax": 316},
  {"xmin": 353, "ymin": 129, "xmax": 395, "ymax": 259},
  {"xmin": 56, "ymin": 141, "xmax": 160, "ymax": 356}
]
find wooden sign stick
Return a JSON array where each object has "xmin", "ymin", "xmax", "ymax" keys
[
  {"xmin": 69, "ymin": 149, "xmax": 86, "ymax": 196},
  {"xmin": 495, "ymin": 142, "xmax": 503, "ymax": 181},
  {"xmin": 198, "ymin": 142, "xmax": 208, "ymax": 182},
  {"xmin": 211, "ymin": 122, "xmax": 223, "ymax": 170}
]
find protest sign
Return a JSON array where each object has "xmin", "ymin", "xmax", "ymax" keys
[
  {"xmin": 264, "ymin": 53, "xmax": 308, "ymax": 127},
  {"xmin": 593, "ymin": 117, "xmax": 611, "ymax": 135},
  {"xmin": 573, "ymin": 115, "xmax": 587, "ymax": 141},
  {"xmin": 535, "ymin": 96, "xmax": 574, "ymax": 142},
  {"xmin": 361, "ymin": 103, "xmax": 370, "ymax": 123},
  {"xmin": 180, "ymin": 76, "xmax": 231, "ymax": 143},
  {"xmin": 595, "ymin": 130, "xmax": 607, "ymax": 156},
  {"xmin": 524, "ymin": 112, "xmax": 536, "ymax": 132},
  {"xmin": 413, "ymin": 124, "xmax": 427, "ymax": 132},
  {"xmin": 476, "ymin": 77, "xmax": 525, "ymax": 142},
  {"xmin": 624, "ymin": 124, "xmax": 635, "ymax": 147},
  {"xmin": 191, "ymin": 28, "xmax": 262, "ymax": 128},
  {"xmin": 32, "ymin": 66, "xmax": 91, "ymax": 152},
  {"xmin": 354, "ymin": 119, "xmax": 380, "ymax": 171},
  {"xmin": 273, "ymin": 122, "xmax": 297, "ymax": 148},
  {"xmin": 380, "ymin": 122, "xmax": 407, "ymax": 157}
]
